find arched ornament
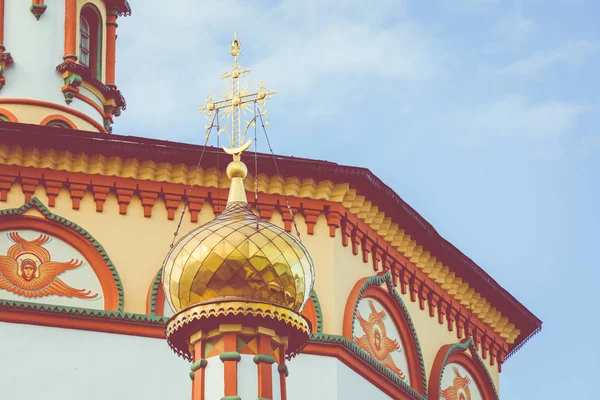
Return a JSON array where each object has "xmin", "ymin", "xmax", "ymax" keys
[
  {"xmin": 343, "ymin": 271, "xmax": 427, "ymax": 397},
  {"xmin": 429, "ymin": 338, "xmax": 499, "ymax": 400},
  {"xmin": 146, "ymin": 266, "xmax": 324, "ymax": 333},
  {"xmin": 0, "ymin": 197, "xmax": 124, "ymax": 311}
]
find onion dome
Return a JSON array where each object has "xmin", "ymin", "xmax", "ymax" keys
[{"xmin": 162, "ymin": 159, "xmax": 315, "ymax": 315}]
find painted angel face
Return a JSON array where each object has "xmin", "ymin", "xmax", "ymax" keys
[{"xmin": 20, "ymin": 260, "xmax": 37, "ymax": 281}]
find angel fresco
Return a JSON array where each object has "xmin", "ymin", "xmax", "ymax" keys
[
  {"xmin": 440, "ymin": 367, "xmax": 472, "ymax": 400},
  {"xmin": 0, "ymin": 232, "xmax": 97, "ymax": 299},
  {"xmin": 353, "ymin": 299, "xmax": 407, "ymax": 381}
]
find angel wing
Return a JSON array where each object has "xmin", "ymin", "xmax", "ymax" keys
[
  {"xmin": 30, "ymin": 259, "xmax": 97, "ymax": 298},
  {"xmin": 382, "ymin": 336, "xmax": 401, "ymax": 353},
  {"xmin": 353, "ymin": 335, "xmax": 374, "ymax": 358},
  {"xmin": 367, "ymin": 300, "xmax": 387, "ymax": 325},
  {"xmin": 7, "ymin": 232, "xmax": 51, "ymax": 263},
  {"xmin": 355, "ymin": 310, "xmax": 372, "ymax": 336},
  {"xmin": 0, "ymin": 255, "xmax": 20, "ymax": 292},
  {"xmin": 440, "ymin": 387, "xmax": 458, "ymax": 400},
  {"xmin": 381, "ymin": 356, "xmax": 406, "ymax": 381}
]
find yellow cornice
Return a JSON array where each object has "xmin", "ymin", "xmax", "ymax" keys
[{"xmin": 0, "ymin": 143, "xmax": 519, "ymax": 343}]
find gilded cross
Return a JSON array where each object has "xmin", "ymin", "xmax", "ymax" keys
[{"xmin": 199, "ymin": 33, "xmax": 275, "ymax": 156}]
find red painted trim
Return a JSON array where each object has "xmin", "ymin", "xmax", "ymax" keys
[
  {"xmin": 0, "ymin": 99, "xmax": 107, "ymax": 133},
  {"xmin": 0, "ymin": 216, "xmax": 120, "ymax": 310},
  {"xmin": 428, "ymin": 341, "xmax": 498, "ymax": 400},
  {"xmin": 74, "ymin": 92, "xmax": 109, "ymax": 118},
  {"xmin": 343, "ymin": 280, "xmax": 426, "ymax": 394},
  {"xmin": 301, "ymin": 295, "xmax": 318, "ymax": 333},
  {"xmin": 40, "ymin": 114, "xmax": 78, "ymax": 129},
  {"xmin": 0, "ymin": 107, "xmax": 18, "ymax": 122},
  {"xmin": 303, "ymin": 342, "xmax": 417, "ymax": 399},
  {"xmin": 0, "ymin": 306, "xmax": 164, "ymax": 338}
]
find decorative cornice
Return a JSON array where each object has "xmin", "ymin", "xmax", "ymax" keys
[
  {"xmin": 56, "ymin": 62, "xmax": 126, "ymax": 110},
  {"xmin": 0, "ymin": 298, "xmax": 163, "ymax": 322},
  {"xmin": 104, "ymin": 0, "xmax": 131, "ymax": 17},
  {"xmin": 0, "ymin": 124, "xmax": 542, "ymax": 356},
  {"xmin": 166, "ymin": 301, "xmax": 311, "ymax": 362},
  {"xmin": 0, "ymin": 197, "xmax": 125, "ymax": 311},
  {"xmin": 309, "ymin": 333, "xmax": 425, "ymax": 400},
  {"xmin": 348, "ymin": 272, "xmax": 428, "ymax": 395}
]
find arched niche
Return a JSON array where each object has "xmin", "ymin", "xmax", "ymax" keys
[
  {"xmin": 429, "ymin": 338, "xmax": 499, "ymax": 400},
  {"xmin": 146, "ymin": 267, "xmax": 324, "ymax": 333},
  {"xmin": 343, "ymin": 271, "xmax": 427, "ymax": 396},
  {"xmin": 0, "ymin": 197, "xmax": 123, "ymax": 311}
]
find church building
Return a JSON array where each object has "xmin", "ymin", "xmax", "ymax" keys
[{"xmin": 0, "ymin": 2, "xmax": 541, "ymax": 399}]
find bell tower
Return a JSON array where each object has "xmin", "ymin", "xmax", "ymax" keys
[{"xmin": 0, "ymin": 0, "xmax": 130, "ymax": 133}]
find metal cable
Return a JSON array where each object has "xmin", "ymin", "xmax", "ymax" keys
[
  {"xmin": 253, "ymin": 101, "xmax": 260, "ymax": 230},
  {"xmin": 170, "ymin": 110, "xmax": 220, "ymax": 248},
  {"xmin": 257, "ymin": 112, "xmax": 303, "ymax": 243}
]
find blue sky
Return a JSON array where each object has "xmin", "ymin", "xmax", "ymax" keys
[{"xmin": 116, "ymin": 1, "xmax": 599, "ymax": 397}]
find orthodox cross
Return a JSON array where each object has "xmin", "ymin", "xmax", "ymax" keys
[{"xmin": 200, "ymin": 32, "xmax": 275, "ymax": 156}]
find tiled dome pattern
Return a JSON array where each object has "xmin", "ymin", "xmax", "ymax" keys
[{"xmin": 163, "ymin": 202, "xmax": 314, "ymax": 313}]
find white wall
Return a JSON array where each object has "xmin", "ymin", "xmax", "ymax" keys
[
  {"xmin": 0, "ymin": 323, "xmax": 392, "ymax": 400},
  {"xmin": 0, "ymin": 322, "xmax": 190, "ymax": 400},
  {"xmin": 3, "ymin": 1, "xmax": 66, "ymax": 104},
  {"xmin": 2, "ymin": 1, "xmax": 104, "ymax": 126}
]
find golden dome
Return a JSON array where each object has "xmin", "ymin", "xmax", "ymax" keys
[{"xmin": 162, "ymin": 160, "xmax": 314, "ymax": 314}]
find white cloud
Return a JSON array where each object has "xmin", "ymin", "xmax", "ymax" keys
[
  {"xmin": 451, "ymin": 95, "xmax": 591, "ymax": 148},
  {"xmin": 503, "ymin": 41, "xmax": 597, "ymax": 76},
  {"xmin": 115, "ymin": 0, "xmax": 442, "ymax": 135}
]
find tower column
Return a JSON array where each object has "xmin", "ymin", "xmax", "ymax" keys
[
  {"xmin": 166, "ymin": 302, "xmax": 309, "ymax": 400},
  {"xmin": 106, "ymin": 9, "xmax": 118, "ymax": 87},
  {"xmin": 64, "ymin": 0, "xmax": 77, "ymax": 62}
]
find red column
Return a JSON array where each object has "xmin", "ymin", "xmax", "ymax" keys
[
  {"xmin": 64, "ymin": 0, "xmax": 77, "ymax": 61},
  {"xmin": 191, "ymin": 341, "xmax": 206, "ymax": 400},
  {"xmin": 222, "ymin": 332, "xmax": 239, "ymax": 398},
  {"xmin": 256, "ymin": 334, "xmax": 274, "ymax": 399},
  {"xmin": 105, "ymin": 9, "xmax": 118, "ymax": 87}
]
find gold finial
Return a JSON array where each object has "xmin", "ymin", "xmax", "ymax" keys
[
  {"xmin": 199, "ymin": 33, "xmax": 275, "ymax": 157},
  {"xmin": 231, "ymin": 32, "xmax": 241, "ymax": 58}
]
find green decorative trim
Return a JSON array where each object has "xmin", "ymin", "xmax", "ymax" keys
[
  {"xmin": 277, "ymin": 363, "xmax": 289, "ymax": 377},
  {"xmin": 63, "ymin": 54, "xmax": 79, "ymax": 61},
  {"xmin": 310, "ymin": 288, "xmax": 324, "ymax": 333},
  {"xmin": 191, "ymin": 359, "xmax": 208, "ymax": 371},
  {"xmin": 436, "ymin": 338, "xmax": 500, "ymax": 400},
  {"xmin": 253, "ymin": 354, "xmax": 276, "ymax": 365},
  {"xmin": 30, "ymin": 4, "xmax": 47, "ymax": 20},
  {"xmin": 189, "ymin": 359, "xmax": 208, "ymax": 380},
  {"xmin": 149, "ymin": 267, "xmax": 163, "ymax": 315},
  {"xmin": 0, "ymin": 197, "xmax": 125, "ymax": 311},
  {"xmin": 62, "ymin": 73, "xmax": 83, "ymax": 104},
  {"xmin": 349, "ymin": 271, "xmax": 428, "ymax": 396},
  {"xmin": 219, "ymin": 352, "xmax": 241, "ymax": 362},
  {"xmin": 310, "ymin": 333, "xmax": 425, "ymax": 400},
  {"xmin": 221, "ymin": 397, "xmax": 241, "ymax": 400},
  {"xmin": 0, "ymin": 298, "xmax": 166, "ymax": 323}
]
